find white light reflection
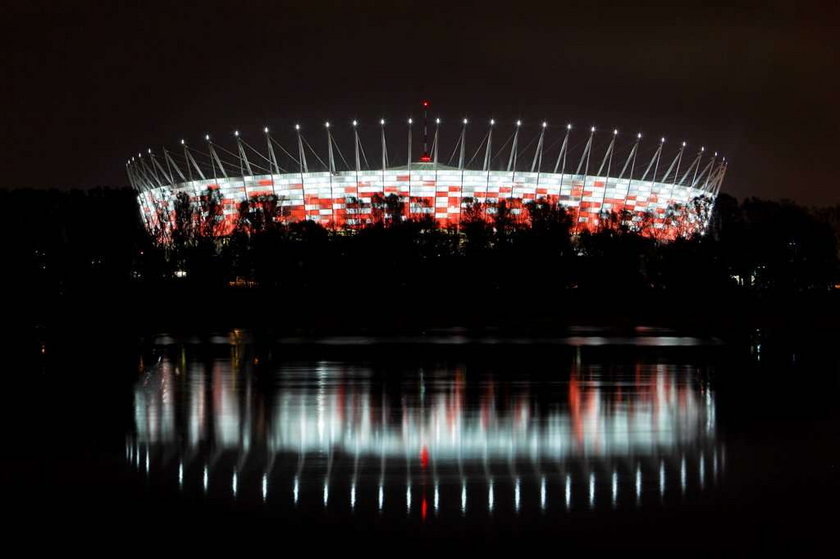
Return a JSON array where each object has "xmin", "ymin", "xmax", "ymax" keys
[
  {"xmin": 293, "ymin": 477, "xmax": 299, "ymax": 505},
  {"xmin": 712, "ymin": 449, "xmax": 717, "ymax": 479},
  {"xmin": 514, "ymin": 478, "xmax": 521, "ymax": 513},
  {"xmin": 635, "ymin": 466, "xmax": 641, "ymax": 503},
  {"xmin": 406, "ymin": 483, "xmax": 412, "ymax": 514},
  {"xmin": 323, "ymin": 480, "xmax": 329, "ymax": 507},
  {"xmin": 540, "ymin": 477, "xmax": 546, "ymax": 511},
  {"xmin": 565, "ymin": 474, "xmax": 571, "ymax": 509},
  {"xmin": 131, "ymin": 358, "xmax": 721, "ymax": 514},
  {"xmin": 134, "ymin": 360, "xmax": 716, "ymax": 468},
  {"xmin": 659, "ymin": 460, "xmax": 665, "ymax": 498}
]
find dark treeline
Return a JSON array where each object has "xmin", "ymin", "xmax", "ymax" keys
[{"xmin": 4, "ymin": 188, "xmax": 840, "ymax": 333}]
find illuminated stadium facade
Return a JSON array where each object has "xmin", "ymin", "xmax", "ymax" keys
[{"xmin": 127, "ymin": 107, "xmax": 727, "ymax": 241}]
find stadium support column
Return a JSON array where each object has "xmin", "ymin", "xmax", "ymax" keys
[
  {"xmin": 701, "ymin": 153, "xmax": 718, "ymax": 192},
  {"xmin": 132, "ymin": 155, "xmax": 147, "ymax": 189},
  {"xmin": 235, "ymin": 130, "xmax": 253, "ymax": 197},
  {"xmin": 640, "ymin": 137, "xmax": 665, "ymax": 219},
  {"xmin": 690, "ymin": 147, "xmax": 704, "ymax": 188},
  {"xmin": 574, "ymin": 127, "xmax": 595, "ymax": 232},
  {"xmin": 458, "ymin": 118, "xmax": 467, "ymax": 229},
  {"xmin": 508, "ymin": 120, "xmax": 521, "ymax": 203},
  {"xmin": 433, "ymin": 118, "xmax": 440, "ymax": 182},
  {"xmin": 407, "ymin": 118, "xmax": 413, "ymax": 220},
  {"xmin": 675, "ymin": 147, "xmax": 702, "ymax": 196},
  {"xmin": 618, "ymin": 133, "xmax": 641, "ymax": 222},
  {"xmin": 146, "ymin": 149, "xmax": 161, "ymax": 186},
  {"xmin": 640, "ymin": 138, "xmax": 663, "ymax": 183},
  {"xmin": 206, "ymin": 135, "xmax": 228, "ymax": 180},
  {"xmin": 353, "ymin": 120, "xmax": 361, "ymax": 226},
  {"xmin": 596, "ymin": 129, "xmax": 618, "ymax": 221},
  {"xmin": 662, "ymin": 142, "xmax": 685, "ymax": 217},
  {"xmin": 150, "ymin": 150, "xmax": 172, "ymax": 187},
  {"xmin": 422, "ymin": 100, "xmax": 430, "ymax": 160},
  {"xmin": 163, "ymin": 148, "xmax": 186, "ymax": 183},
  {"xmin": 235, "ymin": 131, "xmax": 253, "ymax": 178},
  {"xmin": 532, "ymin": 122, "xmax": 547, "ymax": 192},
  {"xmin": 126, "ymin": 160, "xmax": 138, "ymax": 191},
  {"xmin": 380, "ymin": 119, "xmax": 388, "ymax": 211},
  {"xmin": 264, "ymin": 127, "xmax": 278, "ymax": 196},
  {"xmin": 675, "ymin": 147, "xmax": 705, "ymax": 234},
  {"xmin": 703, "ymin": 158, "xmax": 726, "ymax": 235},
  {"xmin": 714, "ymin": 160, "xmax": 727, "ymax": 197},
  {"xmin": 137, "ymin": 153, "xmax": 161, "ymax": 190},
  {"xmin": 483, "ymin": 119, "xmax": 495, "ymax": 220},
  {"xmin": 433, "ymin": 117, "xmax": 441, "ymax": 223},
  {"xmin": 182, "ymin": 140, "xmax": 205, "ymax": 182},
  {"xmin": 326, "ymin": 122, "xmax": 336, "ymax": 227},
  {"xmin": 554, "ymin": 124, "xmax": 571, "ymax": 208},
  {"xmin": 296, "ymin": 124, "xmax": 308, "ymax": 222}
]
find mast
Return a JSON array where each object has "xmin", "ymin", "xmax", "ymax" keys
[
  {"xmin": 296, "ymin": 124, "xmax": 308, "ymax": 222},
  {"xmin": 619, "ymin": 133, "xmax": 641, "ymax": 218},
  {"xmin": 182, "ymin": 139, "xmax": 205, "ymax": 181},
  {"xmin": 421, "ymin": 100, "xmax": 431, "ymax": 162},
  {"xmin": 458, "ymin": 118, "xmax": 467, "ymax": 229},
  {"xmin": 640, "ymin": 137, "xmax": 665, "ymax": 186},
  {"xmin": 326, "ymin": 122, "xmax": 335, "ymax": 226},
  {"xmin": 163, "ymin": 148, "xmax": 186, "ymax": 183},
  {"xmin": 263, "ymin": 127, "xmax": 277, "ymax": 196},
  {"xmin": 532, "ymin": 121, "xmax": 547, "ymax": 190},
  {"xmin": 662, "ymin": 141, "xmax": 686, "ymax": 210},
  {"xmin": 574, "ymin": 126, "xmax": 595, "ymax": 231},
  {"xmin": 432, "ymin": 117, "xmax": 440, "ymax": 181},
  {"xmin": 206, "ymin": 135, "xmax": 228, "ymax": 180},
  {"xmin": 484, "ymin": 119, "xmax": 495, "ymax": 216},
  {"xmin": 380, "ymin": 119, "xmax": 388, "ymax": 190},
  {"xmin": 407, "ymin": 117, "xmax": 413, "ymax": 220},
  {"xmin": 596, "ymin": 129, "xmax": 618, "ymax": 213},
  {"xmin": 353, "ymin": 120, "xmax": 361, "ymax": 225},
  {"xmin": 554, "ymin": 124, "xmax": 571, "ymax": 207}
]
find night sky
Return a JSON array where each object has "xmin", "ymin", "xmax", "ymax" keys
[{"xmin": 2, "ymin": 0, "xmax": 838, "ymax": 204}]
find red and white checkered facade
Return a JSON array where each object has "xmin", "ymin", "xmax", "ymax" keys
[{"xmin": 136, "ymin": 165, "xmax": 716, "ymax": 238}]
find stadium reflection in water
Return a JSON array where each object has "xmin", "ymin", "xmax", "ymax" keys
[{"xmin": 129, "ymin": 348, "xmax": 722, "ymax": 519}]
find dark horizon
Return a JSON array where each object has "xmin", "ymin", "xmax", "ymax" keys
[{"xmin": 2, "ymin": 1, "xmax": 838, "ymax": 204}]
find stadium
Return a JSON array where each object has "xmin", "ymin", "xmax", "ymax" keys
[{"xmin": 127, "ymin": 105, "xmax": 727, "ymax": 242}]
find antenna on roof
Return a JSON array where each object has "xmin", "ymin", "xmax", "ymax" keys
[{"xmin": 420, "ymin": 100, "xmax": 431, "ymax": 162}]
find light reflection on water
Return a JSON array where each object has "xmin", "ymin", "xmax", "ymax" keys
[{"xmin": 129, "ymin": 345, "xmax": 722, "ymax": 519}]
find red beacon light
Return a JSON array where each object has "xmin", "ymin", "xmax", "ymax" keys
[
  {"xmin": 420, "ymin": 153, "xmax": 432, "ymax": 162},
  {"xmin": 422, "ymin": 100, "xmax": 430, "ymax": 108}
]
